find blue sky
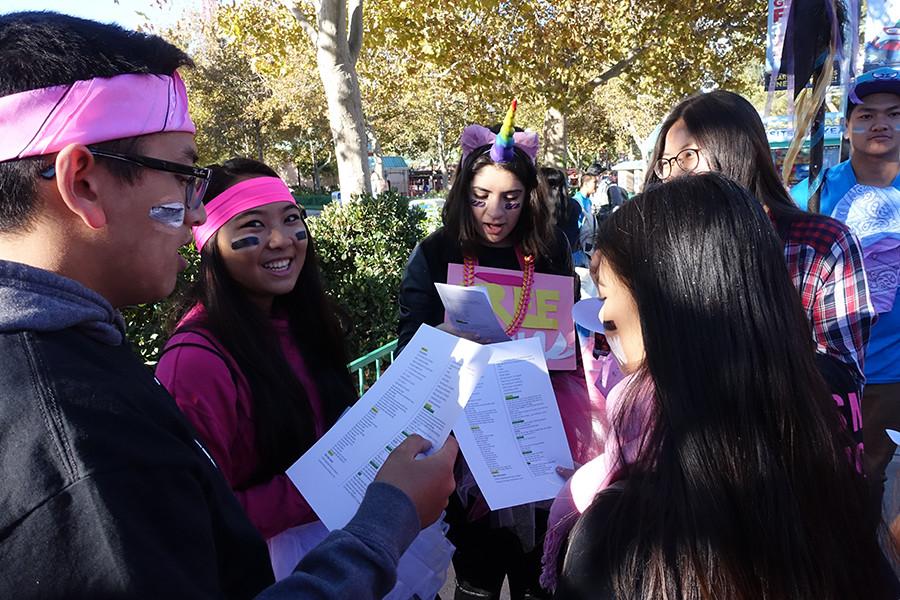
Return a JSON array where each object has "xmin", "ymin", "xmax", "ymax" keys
[{"xmin": 1, "ymin": 0, "xmax": 197, "ymax": 30}]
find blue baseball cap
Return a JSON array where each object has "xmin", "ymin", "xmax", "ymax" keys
[{"xmin": 849, "ymin": 67, "xmax": 900, "ymax": 105}]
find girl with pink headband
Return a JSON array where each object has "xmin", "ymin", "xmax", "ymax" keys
[{"xmin": 154, "ymin": 158, "xmax": 357, "ymax": 575}]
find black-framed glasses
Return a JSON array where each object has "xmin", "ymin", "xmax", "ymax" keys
[
  {"xmin": 653, "ymin": 148, "xmax": 702, "ymax": 180},
  {"xmin": 40, "ymin": 148, "xmax": 210, "ymax": 210}
]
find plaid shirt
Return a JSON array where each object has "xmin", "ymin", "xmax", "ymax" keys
[{"xmin": 779, "ymin": 213, "xmax": 875, "ymax": 387}]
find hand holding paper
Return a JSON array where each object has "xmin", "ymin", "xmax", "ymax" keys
[
  {"xmin": 375, "ymin": 434, "xmax": 459, "ymax": 528},
  {"xmin": 435, "ymin": 283, "xmax": 510, "ymax": 343},
  {"xmin": 287, "ymin": 325, "xmax": 490, "ymax": 530}
]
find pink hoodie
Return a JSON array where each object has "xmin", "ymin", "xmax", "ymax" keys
[{"xmin": 156, "ymin": 306, "xmax": 326, "ymax": 540}]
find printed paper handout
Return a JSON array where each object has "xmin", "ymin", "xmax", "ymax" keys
[
  {"xmin": 446, "ymin": 263, "xmax": 577, "ymax": 370},
  {"xmin": 435, "ymin": 282, "xmax": 511, "ymax": 343},
  {"xmin": 453, "ymin": 337, "xmax": 574, "ymax": 510},
  {"xmin": 287, "ymin": 325, "xmax": 491, "ymax": 529}
]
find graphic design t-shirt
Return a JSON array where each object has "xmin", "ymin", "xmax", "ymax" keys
[{"xmin": 832, "ymin": 184, "xmax": 900, "ymax": 382}]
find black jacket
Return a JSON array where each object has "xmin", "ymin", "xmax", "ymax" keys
[
  {"xmin": 398, "ymin": 227, "xmax": 574, "ymax": 351},
  {"xmin": 0, "ymin": 326, "xmax": 275, "ymax": 598}
]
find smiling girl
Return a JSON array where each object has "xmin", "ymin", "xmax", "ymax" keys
[
  {"xmin": 155, "ymin": 158, "xmax": 356, "ymax": 556},
  {"xmin": 398, "ymin": 105, "xmax": 576, "ymax": 600}
]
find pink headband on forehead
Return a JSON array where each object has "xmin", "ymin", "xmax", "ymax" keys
[
  {"xmin": 0, "ymin": 71, "xmax": 195, "ymax": 162},
  {"xmin": 192, "ymin": 176, "xmax": 296, "ymax": 251}
]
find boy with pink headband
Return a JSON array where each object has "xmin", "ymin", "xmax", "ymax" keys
[{"xmin": 0, "ymin": 11, "xmax": 456, "ymax": 599}]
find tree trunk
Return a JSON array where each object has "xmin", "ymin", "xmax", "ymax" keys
[
  {"xmin": 542, "ymin": 107, "xmax": 567, "ymax": 168},
  {"xmin": 316, "ymin": 56, "xmax": 370, "ymax": 197},
  {"xmin": 254, "ymin": 120, "xmax": 264, "ymax": 162},
  {"xmin": 309, "ymin": 139, "xmax": 320, "ymax": 192},
  {"xmin": 287, "ymin": 0, "xmax": 371, "ymax": 199},
  {"xmin": 436, "ymin": 108, "xmax": 450, "ymax": 189}
]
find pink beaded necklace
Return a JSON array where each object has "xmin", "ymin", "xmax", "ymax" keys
[{"xmin": 462, "ymin": 248, "xmax": 535, "ymax": 337}]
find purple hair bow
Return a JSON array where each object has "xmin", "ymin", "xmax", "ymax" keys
[{"xmin": 460, "ymin": 124, "xmax": 540, "ymax": 164}]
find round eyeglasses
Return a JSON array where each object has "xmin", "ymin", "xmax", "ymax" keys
[{"xmin": 653, "ymin": 148, "xmax": 702, "ymax": 180}]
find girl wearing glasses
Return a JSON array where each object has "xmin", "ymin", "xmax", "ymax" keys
[
  {"xmin": 397, "ymin": 107, "xmax": 581, "ymax": 600},
  {"xmin": 645, "ymin": 91, "xmax": 874, "ymax": 454},
  {"xmin": 555, "ymin": 173, "xmax": 890, "ymax": 599},
  {"xmin": 154, "ymin": 158, "xmax": 357, "ymax": 573}
]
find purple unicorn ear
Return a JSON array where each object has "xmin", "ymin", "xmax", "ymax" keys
[{"xmin": 490, "ymin": 100, "xmax": 518, "ymax": 163}]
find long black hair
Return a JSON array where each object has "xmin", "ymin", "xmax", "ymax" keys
[
  {"xmin": 541, "ymin": 166, "xmax": 572, "ymax": 228},
  {"xmin": 645, "ymin": 90, "xmax": 808, "ymax": 225},
  {"xmin": 442, "ymin": 126, "xmax": 554, "ymax": 259},
  {"xmin": 175, "ymin": 157, "xmax": 355, "ymax": 482},
  {"xmin": 591, "ymin": 173, "xmax": 883, "ymax": 599}
]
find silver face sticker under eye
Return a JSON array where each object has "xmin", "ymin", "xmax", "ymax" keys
[{"xmin": 148, "ymin": 202, "xmax": 185, "ymax": 228}]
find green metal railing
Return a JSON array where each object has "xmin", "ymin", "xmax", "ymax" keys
[{"xmin": 348, "ymin": 339, "xmax": 398, "ymax": 395}]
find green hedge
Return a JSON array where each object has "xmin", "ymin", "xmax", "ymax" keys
[{"xmin": 310, "ymin": 192, "xmax": 425, "ymax": 357}]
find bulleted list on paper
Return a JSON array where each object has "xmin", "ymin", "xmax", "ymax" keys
[
  {"xmin": 287, "ymin": 325, "xmax": 490, "ymax": 530},
  {"xmin": 332, "ymin": 358, "xmax": 464, "ymax": 503},
  {"xmin": 454, "ymin": 337, "xmax": 573, "ymax": 510}
]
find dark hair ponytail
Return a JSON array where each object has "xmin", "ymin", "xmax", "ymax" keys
[{"xmin": 593, "ymin": 173, "xmax": 883, "ymax": 599}]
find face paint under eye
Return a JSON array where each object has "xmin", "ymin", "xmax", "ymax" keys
[
  {"xmin": 295, "ymin": 230, "xmax": 308, "ymax": 241},
  {"xmin": 469, "ymin": 198, "xmax": 487, "ymax": 207},
  {"xmin": 231, "ymin": 236, "xmax": 260, "ymax": 250},
  {"xmin": 504, "ymin": 201, "xmax": 522, "ymax": 210},
  {"xmin": 148, "ymin": 202, "xmax": 185, "ymax": 228},
  {"xmin": 852, "ymin": 126, "xmax": 868, "ymax": 134}
]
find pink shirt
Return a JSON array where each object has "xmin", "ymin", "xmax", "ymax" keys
[{"xmin": 156, "ymin": 308, "xmax": 326, "ymax": 539}]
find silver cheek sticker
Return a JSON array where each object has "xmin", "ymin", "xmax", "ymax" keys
[{"xmin": 149, "ymin": 202, "xmax": 185, "ymax": 228}]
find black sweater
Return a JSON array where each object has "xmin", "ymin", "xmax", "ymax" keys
[{"xmin": 397, "ymin": 227, "xmax": 574, "ymax": 351}]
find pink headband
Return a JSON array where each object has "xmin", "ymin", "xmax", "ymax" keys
[
  {"xmin": 0, "ymin": 72, "xmax": 195, "ymax": 162},
  {"xmin": 460, "ymin": 124, "xmax": 540, "ymax": 164},
  {"xmin": 192, "ymin": 176, "xmax": 295, "ymax": 251}
]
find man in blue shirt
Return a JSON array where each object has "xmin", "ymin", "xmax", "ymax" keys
[
  {"xmin": 572, "ymin": 171, "xmax": 598, "ymax": 268},
  {"xmin": 793, "ymin": 67, "xmax": 900, "ymax": 517}
]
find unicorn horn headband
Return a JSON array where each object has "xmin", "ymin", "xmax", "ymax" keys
[
  {"xmin": 491, "ymin": 99, "xmax": 518, "ymax": 162},
  {"xmin": 460, "ymin": 99, "xmax": 540, "ymax": 164}
]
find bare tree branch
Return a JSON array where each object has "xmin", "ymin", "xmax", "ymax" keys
[
  {"xmin": 581, "ymin": 45, "xmax": 649, "ymax": 95},
  {"xmin": 348, "ymin": 0, "xmax": 364, "ymax": 65},
  {"xmin": 282, "ymin": 0, "xmax": 317, "ymax": 45}
]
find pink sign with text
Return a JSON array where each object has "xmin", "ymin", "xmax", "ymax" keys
[{"xmin": 447, "ymin": 263, "xmax": 576, "ymax": 370}]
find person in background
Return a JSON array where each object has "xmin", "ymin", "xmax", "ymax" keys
[
  {"xmin": 646, "ymin": 90, "xmax": 875, "ymax": 466},
  {"xmin": 541, "ymin": 166, "xmax": 580, "ymax": 252},
  {"xmin": 571, "ymin": 169, "xmax": 598, "ymax": 268},
  {"xmin": 792, "ymin": 67, "xmax": 900, "ymax": 518}
]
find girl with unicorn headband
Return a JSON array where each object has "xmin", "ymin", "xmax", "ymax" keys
[{"xmin": 398, "ymin": 101, "xmax": 597, "ymax": 600}]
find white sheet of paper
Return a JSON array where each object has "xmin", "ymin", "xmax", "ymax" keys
[
  {"xmin": 887, "ymin": 429, "xmax": 900, "ymax": 446},
  {"xmin": 287, "ymin": 324, "xmax": 491, "ymax": 530},
  {"xmin": 453, "ymin": 337, "xmax": 574, "ymax": 510},
  {"xmin": 435, "ymin": 282, "xmax": 511, "ymax": 343}
]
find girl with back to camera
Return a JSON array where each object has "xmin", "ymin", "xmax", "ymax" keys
[
  {"xmin": 645, "ymin": 90, "xmax": 874, "ymax": 459},
  {"xmin": 398, "ymin": 102, "xmax": 584, "ymax": 600},
  {"xmin": 556, "ymin": 173, "xmax": 891, "ymax": 599}
]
